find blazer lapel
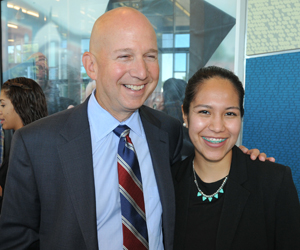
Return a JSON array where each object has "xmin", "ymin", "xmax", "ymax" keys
[
  {"xmin": 216, "ymin": 146, "xmax": 250, "ymax": 250},
  {"xmin": 57, "ymin": 100, "xmax": 98, "ymax": 250},
  {"xmin": 173, "ymin": 155, "xmax": 194, "ymax": 250},
  {"xmin": 139, "ymin": 106, "xmax": 175, "ymax": 250}
]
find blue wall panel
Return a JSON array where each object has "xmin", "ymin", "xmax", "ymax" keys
[{"xmin": 243, "ymin": 52, "xmax": 300, "ymax": 198}]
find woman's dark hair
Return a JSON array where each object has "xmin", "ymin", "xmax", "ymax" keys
[
  {"xmin": 182, "ymin": 66, "xmax": 245, "ymax": 117},
  {"xmin": 2, "ymin": 77, "xmax": 48, "ymax": 126}
]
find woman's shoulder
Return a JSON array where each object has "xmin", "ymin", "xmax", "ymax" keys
[
  {"xmin": 171, "ymin": 154, "xmax": 194, "ymax": 181},
  {"xmin": 233, "ymin": 146, "xmax": 295, "ymax": 189},
  {"xmin": 232, "ymin": 147, "xmax": 299, "ymax": 207},
  {"xmin": 234, "ymin": 146, "xmax": 289, "ymax": 173}
]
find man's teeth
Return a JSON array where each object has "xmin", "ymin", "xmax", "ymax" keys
[
  {"xmin": 203, "ymin": 137, "xmax": 226, "ymax": 144},
  {"xmin": 125, "ymin": 84, "xmax": 145, "ymax": 91}
]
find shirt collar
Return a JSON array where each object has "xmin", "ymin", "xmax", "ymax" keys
[{"xmin": 88, "ymin": 89, "xmax": 144, "ymax": 142}]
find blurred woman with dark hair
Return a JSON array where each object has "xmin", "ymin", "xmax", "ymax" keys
[{"xmin": 0, "ymin": 77, "xmax": 48, "ymax": 212}]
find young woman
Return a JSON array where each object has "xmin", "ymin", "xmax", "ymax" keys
[
  {"xmin": 172, "ymin": 66, "xmax": 300, "ymax": 250},
  {"xmin": 0, "ymin": 77, "xmax": 48, "ymax": 212}
]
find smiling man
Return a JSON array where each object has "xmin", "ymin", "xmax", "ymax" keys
[
  {"xmin": 0, "ymin": 7, "xmax": 270, "ymax": 250},
  {"xmin": 0, "ymin": 7, "xmax": 182, "ymax": 250},
  {"xmin": 82, "ymin": 7, "xmax": 160, "ymax": 122}
]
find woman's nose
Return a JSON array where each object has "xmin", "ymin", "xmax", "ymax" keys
[{"xmin": 208, "ymin": 116, "xmax": 225, "ymax": 132}]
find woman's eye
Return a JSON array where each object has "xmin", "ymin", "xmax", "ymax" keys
[
  {"xmin": 199, "ymin": 110, "xmax": 209, "ymax": 114},
  {"xmin": 226, "ymin": 112, "xmax": 237, "ymax": 116}
]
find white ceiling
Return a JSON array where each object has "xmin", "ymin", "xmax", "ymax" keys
[{"xmin": 5, "ymin": 0, "xmax": 109, "ymax": 36}]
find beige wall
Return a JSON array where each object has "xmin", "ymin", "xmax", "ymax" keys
[{"xmin": 246, "ymin": 0, "xmax": 300, "ymax": 56}]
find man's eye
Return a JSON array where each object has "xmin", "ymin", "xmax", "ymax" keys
[
  {"xmin": 145, "ymin": 54, "xmax": 157, "ymax": 60},
  {"xmin": 118, "ymin": 55, "xmax": 130, "ymax": 59}
]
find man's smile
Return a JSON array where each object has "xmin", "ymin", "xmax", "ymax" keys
[{"xmin": 124, "ymin": 84, "xmax": 145, "ymax": 91}]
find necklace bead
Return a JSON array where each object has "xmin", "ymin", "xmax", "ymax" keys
[{"xmin": 193, "ymin": 160, "xmax": 228, "ymax": 202}]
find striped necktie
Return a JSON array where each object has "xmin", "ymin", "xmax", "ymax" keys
[{"xmin": 113, "ymin": 125, "xmax": 149, "ymax": 250}]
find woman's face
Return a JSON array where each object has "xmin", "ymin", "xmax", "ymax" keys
[
  {"xmin": 183, "ymin": 77, "xmax": 242, "ymax": 163},
  {"xmin": 0, "ymin": 90, "xmax": 23, "ymax": 130}
]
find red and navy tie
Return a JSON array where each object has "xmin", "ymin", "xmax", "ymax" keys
[{"xmin": 113, "ymin": 125, "xmax": 149, "ymax": 250}]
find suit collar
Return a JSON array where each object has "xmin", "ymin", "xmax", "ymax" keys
[
  {"xmin": 139, "ymin": 105, "xmax": 162, "ymax": 128},
  {"xmin": 57, "ymin": 98, "xmax": 98, "ymax": 250},
  {"xmin": 139, "ymin": 105, "xmax": 175, "ymax": 250},
  {"xmin": 173, "ymin": 155, "xmax": 194, "ymax": 249},
  {"xmin": 216, "ymin": 146, "xmax": 250, "ymax": 250},
  {"xmin": 59, "ymin": 97, "xmax": 90, "ymax": 142}
]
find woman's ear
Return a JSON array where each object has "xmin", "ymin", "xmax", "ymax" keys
[
  {"xmin": 82, "ymin": 52, "xmax": 97, "ymax": 80},
  {"xmin": 181, "ymin": 105, "xmax": 188, "ymax": 128}
]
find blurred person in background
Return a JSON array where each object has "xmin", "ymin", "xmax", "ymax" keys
[
  {"xmin": 28, "ymin": 52, "xmax": 77, "ymax": 114},
  {"xmin": 163, "ymin": 78, "xmax": 194, "ymax": 159},
  {"xmin": 0, "ymin": 77, "xmax": 48, "ymax": 213}
]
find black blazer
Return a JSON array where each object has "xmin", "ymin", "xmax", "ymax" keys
[
  {"xmin": 0, "ymin": 98, "xmax": 183, "ymax": 250},
  {"xmin": 172, "ymin": 146, "xmax": 300, "ymax": 250}
]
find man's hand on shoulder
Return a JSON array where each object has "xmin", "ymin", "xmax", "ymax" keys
[{"xmin": 239, "ymin": 145, "xmax": 276, "ymax": 162}]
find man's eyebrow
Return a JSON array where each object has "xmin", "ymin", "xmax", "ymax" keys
[
  {"xmin": 147, "ymin": 49, "xmax": 159, "ymax": 54},
  {"xmin": 113, "ymin": 48, "xmax": 132, "ymax": 53},
  {"xmin": 113, "ymin": 48, "xmax": 158, "ymax": 53}
]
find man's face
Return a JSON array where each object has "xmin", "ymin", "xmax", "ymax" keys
[
  {"xmin": 34, "ymin": 55, "xmax": 48, "ymax": 89},
  {"xmin": 93, "ymin": 16, "xmax": 159, "ymax": 121}
]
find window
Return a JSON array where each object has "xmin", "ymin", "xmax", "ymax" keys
[{"xmin": 1, "ymin": 0, "xmax": 238, "ymax": 115}]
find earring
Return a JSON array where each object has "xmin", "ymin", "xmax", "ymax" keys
[{"xmin": 183, "ymin": 123, "xmax": 186, "ymax": 127}]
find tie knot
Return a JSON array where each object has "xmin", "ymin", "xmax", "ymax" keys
[{"xmin": 113, "ymin": 125, "xmax": 130, "ymax": 138}]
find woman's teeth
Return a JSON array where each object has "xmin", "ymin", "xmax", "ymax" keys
[
  {"xmin": 125, "ymin": 84, "xmax": 145, "ymax": 91},
  {"xmin": 203, "ymin": 137, "xmax": 226, "ymax": 144}
]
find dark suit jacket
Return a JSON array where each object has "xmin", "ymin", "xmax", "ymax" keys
[
  {"xmin": 172, "ymin": 146, "xmax": 300, "ymax": 250},
  {"xmin": 0, "ymin": 154, "xmax": 9, "ymax": 213},
  {"xmin": 0, "ymin": 98, "xmax": 183, "ymax": 250}
]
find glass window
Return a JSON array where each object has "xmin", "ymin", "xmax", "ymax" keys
[
  {"xmin": 162, "ymin": 34, "xmax": 174, "ymax": 48},
  {"xmin": 174, "ymin": 53, "xmax": 187, "ymax": 71},
  {"xmin": 1, "ymin": 0, "xmax": 238, "ymax": 117},
  {"xmin": 161, "ymin": 53, "xmax": 173, "ymax": 83},
  {"xmin": 175, "ymin": 34, "xmax": 190, "ymax": 48}
]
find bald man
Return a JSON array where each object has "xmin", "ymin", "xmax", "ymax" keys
[{"xmin": 0, "ymin": 7, "xmax": 271, "ymax": 250}]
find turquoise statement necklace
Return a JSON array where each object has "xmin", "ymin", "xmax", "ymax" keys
[{"xmin": 192, "ymin": 160, "xmax": 228, "ymax": 202}]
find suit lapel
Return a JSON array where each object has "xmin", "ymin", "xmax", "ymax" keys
[
  {"xmin": 173, "ymin": 155, "xmax": 194, "ymax": 250},
  {"xmin": 139, "ymin": 106, "xmax": 175, "ymax": 250},
  {"xmin": 216, "ymin": 146, "xmax": 250, "ymax": 250},
  {"xmin": 57, "ymin": 100, "xmax": 98, "ymax": 250}
]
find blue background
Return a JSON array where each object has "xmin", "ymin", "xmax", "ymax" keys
[{"xmin": 243, "ymin": 52, "xmax": 300, "ymax": 199}]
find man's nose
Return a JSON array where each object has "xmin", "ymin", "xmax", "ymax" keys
[{"xmin": 129, "ymin": 57, "xmax": 148, "ymax": 80}]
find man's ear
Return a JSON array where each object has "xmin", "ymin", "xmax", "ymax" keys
[
  {"xmin": 181, "ymin": 105, "xmax": 188, "ymax": 128},
  {"xmin": 82, "ymin": 52, "xmax": 97, "ymax": 80}
]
